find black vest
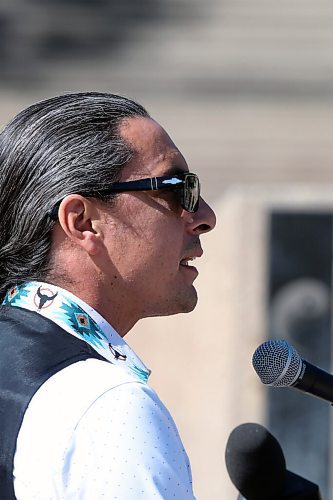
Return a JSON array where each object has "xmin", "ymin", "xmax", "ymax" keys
[{"xmin": 0, "ymin": 305, "xmax": 106, "ymax": 500}]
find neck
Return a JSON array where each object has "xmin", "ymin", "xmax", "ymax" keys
[
  {"xmin": 47, "ymin": 246, "xmax": 142, "ymax": 336},
  {"xmin": 46, "ymin": 278, "xmax": 139, "ymax": 337}
]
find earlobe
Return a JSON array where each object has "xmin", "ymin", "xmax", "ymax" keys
[{"xmin": 84, "ymin": 231, "xmax": 103, "ymax": 256}]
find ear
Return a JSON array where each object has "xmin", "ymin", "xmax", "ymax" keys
[{"xmin": 57, "ymin": 195, "xmax": 103, "ymax": 256}]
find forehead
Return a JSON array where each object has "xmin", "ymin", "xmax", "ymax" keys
[{"xmin": 118, "ymin": 116, "xmax": 188, "ymax": 179}]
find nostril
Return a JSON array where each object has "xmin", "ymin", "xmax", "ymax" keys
[{"xmin": 196, "ymin": 223, "xmax": 211, "ymax": 232}]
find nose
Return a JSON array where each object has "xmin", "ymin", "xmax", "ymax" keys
[{"xmin": 184, "ymin": 196, "xmax": 216, "ymax": 234}]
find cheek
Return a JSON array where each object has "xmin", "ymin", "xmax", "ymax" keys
[
  {"xmin": 106, "ymin": 202, "xmax": 184, "ymax": 273},
  {"xmin": 127, "ymin": 233, "xmax": 181, "ymax": 281}
]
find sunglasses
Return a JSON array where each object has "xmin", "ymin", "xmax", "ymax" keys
[{"xmin": 49, "ymin": 172, "xmax": 200, "ymax": 220}]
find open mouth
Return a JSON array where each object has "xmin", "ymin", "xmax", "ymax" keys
[{"xmin": 180, "ymin": 257, "xmax": 197, "ymax": 267}]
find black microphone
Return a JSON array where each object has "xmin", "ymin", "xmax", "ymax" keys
[
  {"xmin": 225, "ymin": 422, "xmax": 321, "ymax": 499},
  {"xmin": 252, "ymin": 339, "xmax": 333, "ymax": 404}
]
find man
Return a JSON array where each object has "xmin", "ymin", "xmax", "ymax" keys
[{"xmin": 0, "ymin": 92, "xmax": 216, "ymax": 499}]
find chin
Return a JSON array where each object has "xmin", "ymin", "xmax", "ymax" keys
[
  {"xmin": 143, "ymin": 286, "xmax": 198, "ymax": 318},
  {"xmin": 144, "ymin": 295, "xmax": 197, "ymax": 319},
  {"xmin": 166, "ymin": 287, "xmax": 198, "ymax": 316}
]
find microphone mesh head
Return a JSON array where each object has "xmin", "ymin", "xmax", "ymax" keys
[{"xmin": 252, "ymin": 339, "xmax": 303, "ymax": 387}]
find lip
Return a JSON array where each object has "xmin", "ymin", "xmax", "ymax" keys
[
  {"xmin": 179, "ymin": 249, "xmax": 202, "ymax": 276},
  {"xmin": 179, "ymin": 262, "xmax": 199, "ymax": 278},
  {"xmin": 180, "ymin": 248, "xmax": 203, "ymax": 263}
]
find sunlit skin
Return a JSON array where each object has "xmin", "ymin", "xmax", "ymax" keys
[{"xmin": 49, "ymin": 117, "xmax": 216, "ymax": 336}]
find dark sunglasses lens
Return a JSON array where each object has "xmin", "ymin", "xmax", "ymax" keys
[{"xmin": 183, "ymin": 174, "xmax": 200, "ymax": 212}]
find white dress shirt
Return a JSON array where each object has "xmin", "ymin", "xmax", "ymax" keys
[{"xmin": 4, "ymin": 282, "xmax": 195, "ymax": 499}]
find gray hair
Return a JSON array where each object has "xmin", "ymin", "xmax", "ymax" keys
[{"xmin": 0, "ymin": 92, "xmax": 149, "ymax": 300}]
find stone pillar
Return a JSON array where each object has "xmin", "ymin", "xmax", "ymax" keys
[{"xmin": 127, "ymin": 184, "xmax": 333, "ymax": 499}]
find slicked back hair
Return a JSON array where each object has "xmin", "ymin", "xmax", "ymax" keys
[{"xmin": 0, "ymin": 92, "xmax": 149, "ymax": 300}]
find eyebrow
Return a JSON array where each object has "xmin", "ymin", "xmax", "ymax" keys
[{"xmin": 162, "ymin": 166, "xmax": 188, "ymax": 177}]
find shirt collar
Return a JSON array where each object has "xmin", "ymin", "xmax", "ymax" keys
[{"xmin": 2, "ymin": 281, "xmax": 151, "ymax": 383}]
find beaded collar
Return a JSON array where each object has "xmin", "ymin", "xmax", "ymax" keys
[{"xmin": 3, "ymin": 281, "xmax": 151, "ymax": 383}]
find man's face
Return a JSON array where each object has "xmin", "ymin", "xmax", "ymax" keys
[{"xmin": 101, "ymin": 117, "xmax": 216, "ymax": 321}]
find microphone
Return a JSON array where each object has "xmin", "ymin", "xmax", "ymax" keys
[
  {"xmin": 225, "ymin": 422, "xmax": 321, "ymax": 499},
  {"xmin": 252, "ymin": 339, "xmax": 333, "ymax": 404}
]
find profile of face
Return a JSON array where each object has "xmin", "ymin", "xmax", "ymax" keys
[{"xmin": 100, "ymin": 117, "xmax": 216, "ymax": 321}]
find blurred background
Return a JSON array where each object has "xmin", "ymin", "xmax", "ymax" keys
[{"xmin": 1, "ymin": 0, "xmax": 333, "ymax": 498}]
